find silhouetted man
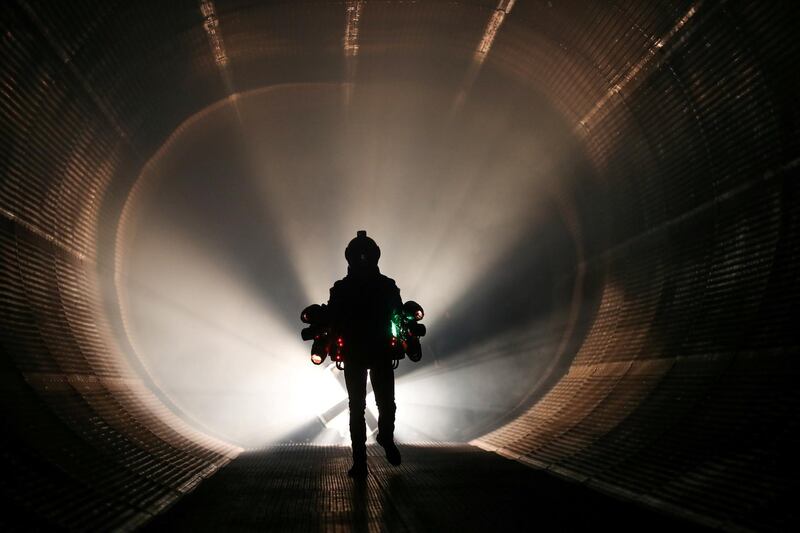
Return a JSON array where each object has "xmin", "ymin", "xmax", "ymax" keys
[{"xmin": 327, "ymin": 230, "xmax": 402, "ymax": 478}]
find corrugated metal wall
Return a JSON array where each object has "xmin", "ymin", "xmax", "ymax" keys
[
  {"xmin": 474, "ymin": 2, "xmax": 800, "ymax": 531},
  {"xmin": 1, "ymin": 1, "xmax": 798, "ymax": 530},
  {"xmin": 0, "ymin": 1, "xmax": 241, "ymax": 529}
]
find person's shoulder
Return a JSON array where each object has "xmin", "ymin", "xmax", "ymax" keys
[
  {"xmin": 378, "ymin": 274, "xmax": 400, "ymax": 290},
  {"xmin": 330, "ymin": 278, "xmax": 349, "ymax": 293}
]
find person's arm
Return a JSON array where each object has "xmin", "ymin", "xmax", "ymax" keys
[
  {"xmin": 385, "ymin": 278, "xmax": 403, "ymax": 317},
  {"xmin": 391, "ymin": 283, "xmax": 403, "ymax": 310},
  {"xmin": 327, "ymin": 280, "xmax": 346, "ymax": 332}
]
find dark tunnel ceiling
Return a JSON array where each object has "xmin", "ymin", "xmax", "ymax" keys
[{"xmin": 1, "ymin": 0, "xmax": 799, "ymax": 531}]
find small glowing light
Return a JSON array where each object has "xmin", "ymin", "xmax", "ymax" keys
[
  {"xmin": 474, "ymin": 0, "xmax": 516, "ymax": 60},
  {"xmin": 311, "ymin": 354, "xmax": 323, "ymax": 365},
  {"xmin": 343, "ymin": 0, "xmax": 363, "ymax": 57},
  {"xmin": 199, "ymin": 0, "xmax": 229, "ymax": 67}
]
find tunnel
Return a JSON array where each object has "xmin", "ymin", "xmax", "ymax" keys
[{"xmin": 1, "ymin": 0, "xmax": 798, "ymax": 531}]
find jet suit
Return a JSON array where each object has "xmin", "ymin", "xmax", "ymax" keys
[{"xmin": 327, "ymin": 231, "xmax": 403, "ymax": 477}]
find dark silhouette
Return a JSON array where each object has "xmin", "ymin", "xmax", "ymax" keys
[{"xmin": 327, "ymin": 230, "xmax": 403, "ymax": 478}]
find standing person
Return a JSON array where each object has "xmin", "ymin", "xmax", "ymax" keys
[{"xmin": 327, "ymin": 230, "xmax": 403, "ymax": 478}]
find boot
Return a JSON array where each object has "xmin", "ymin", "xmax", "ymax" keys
[
  {"xmin": 376, "ymin": 434, "xmax": 401, "ymax": 466},
  {"xmin": 347, "ymin": 460, "xmax": 368, "ymax": 479},
  {"xmin": 348, "ymin": 447, "xmax": 368, "ymax": 478}
]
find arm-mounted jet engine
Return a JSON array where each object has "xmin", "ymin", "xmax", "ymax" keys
[{"xmin": 301, "ymin": 301, "xmax": 426, "ymax": 369}]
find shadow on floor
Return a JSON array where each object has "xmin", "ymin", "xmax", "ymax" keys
[{"xmin": 146, "ymin": 445, "xmax": 712, "ymax": 532}]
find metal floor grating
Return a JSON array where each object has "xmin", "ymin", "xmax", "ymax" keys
[{"xmin": 146, "ymin": 444, "xmax": 710, "ymax": 532}]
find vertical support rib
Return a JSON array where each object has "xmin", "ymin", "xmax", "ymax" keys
[
  {"xmin": 199, "ymin": 0, "xmax": 239, "ymax": 101},
  {"xmin": 343, "ymin": 0, "xmax": 364, "ymax": 106},
  {"xmin": 451, "ymin": 0, "xmax": 516, "ymax": 114}
]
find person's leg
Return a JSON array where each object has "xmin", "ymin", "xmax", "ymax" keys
[
  {"xmin": 370, "ymin": 361, "xmax": 400, "ymax": 465},
  {"xmin": 344, "ymin": 364, "xmax": 368, "ymax": 476}
]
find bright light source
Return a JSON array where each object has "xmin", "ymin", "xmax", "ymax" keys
[{"xmin": 114, "ymin": 80, "xmax": 580, "ymax": 448}]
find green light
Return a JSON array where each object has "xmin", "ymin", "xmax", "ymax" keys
[{"xmin": 390, "ymin": 311, "xmax": 402, "ymax": 338}]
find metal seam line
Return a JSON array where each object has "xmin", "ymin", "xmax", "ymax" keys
[
  {"xmin": 475, "ymin": 0, "xmax": 516, "ymax": 62},
  {"xmin": 343, "ymin": 0, "xmax": 364, "ymax": 106},
  {"xmin": 576, "ymin": 1, "xmax": 704, "ymax": 134},
  {"xmin": 344, "ymin": 0, "xmax": 363, "ymax": 57},
  {"xmin": 199, "ymin": 0, "xmax": 241, "ymax": 104},
  {"xmin": 574, "ymin": 154, "xmax": 800, "ymax": 277},
  {"xmin": 14, "ymin": 0, "xmax": 139, "ymax": 154},
  {"xmin": 0, "ymin": 206, "xmax": 88, "ymax": 262},
  {"xmin": 451, "ymin": 0, "xmax": 516, "ymax": 114},
  {"xmin": 200, "ymin": 0, "xmax": 229, "ymax": 67}
]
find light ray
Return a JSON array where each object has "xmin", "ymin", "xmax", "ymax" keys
[{"xmin": 117, "ymin": 74, "xmax": 585, "ymax": 447}]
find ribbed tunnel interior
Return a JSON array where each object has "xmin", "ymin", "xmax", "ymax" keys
[{"xmin": 1, "ymin": 1, "xmax": 798, "ymax": 531}]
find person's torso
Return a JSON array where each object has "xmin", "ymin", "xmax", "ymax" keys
[{"xmin": 332, "ymin": 274, "xmax": 397, "ymax": 364}]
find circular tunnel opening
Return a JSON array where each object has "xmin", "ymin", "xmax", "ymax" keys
[{"xmin": 113, "ymin": 76, "xmax": 599, "ymax": 448}]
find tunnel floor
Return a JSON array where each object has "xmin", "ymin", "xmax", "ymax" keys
[{"xmin": 146, "ymin": 444, "xmax": 710, "ymax": 532}]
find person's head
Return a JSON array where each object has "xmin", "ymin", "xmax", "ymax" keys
[{"xmin": 345, "ymin": 230, "xmax": 380, "ymax": 270}]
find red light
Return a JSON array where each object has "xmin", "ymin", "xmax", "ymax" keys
[
  {"xmin": 390, "ymin": 337, "xmax": 397, "ymax": 346},
  {"xmin": 338, "ymin": 337, "xmax": 344, "ymax": 347}
]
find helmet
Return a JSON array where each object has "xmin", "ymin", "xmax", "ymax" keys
[{"xmin": 345, "ymin": 230, "xmax": 380, "ymax": 267}]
